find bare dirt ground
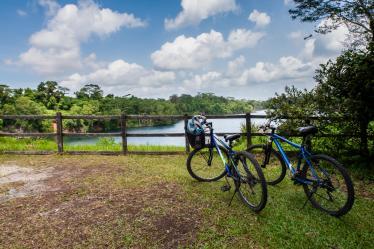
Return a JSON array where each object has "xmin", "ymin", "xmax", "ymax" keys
[{"xmin": 0, "ymin": 155, "xmax": 202, "ymax": 249}]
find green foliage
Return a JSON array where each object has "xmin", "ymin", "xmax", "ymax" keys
[
  {"xmin": 314, "ymin": 49, "xmax": 374, "ymax": 158},
  {"xmin": 35, "ymin": 81, "xmax": 68, "ymax": 110},
  {"xmin": 75, "ymin": 84, "xmax": 103, "ymax": 100},
  {"xmin": 267, "ymin": 49, "xmax": 374, "ymax": 167},
  {"xmin": 0, "ymin": 83, "xmax": 260, "ymax": 133},
  {"xmin": 0, "ymin": 96, "xmax": 50, "ymax": 132}
]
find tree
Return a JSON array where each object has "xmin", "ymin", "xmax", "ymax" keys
[
  {"xmin": 266, "ymin": 86, "xmax": 318, "ymax": 133},
  {"xmin": 35, "ymin": 81, "xmax": 68, "ymax": 110},
  {"xmin": 75, "ymin": 84, "xmax": 103, "ymax": 100},
  {"xmin": 0, "ymin": 85, "xmax": 13, "ymax": 108},
  {"xmin": 314, "ymin": 49, "xmax": 374, "ymax": 158},
  {"xmin": 289, "ymin": 0, "xmax": 374, "ymax": 47},
  {"xmin": 1, "ymin": 96, "xmax": 48, "ymax": 131}
]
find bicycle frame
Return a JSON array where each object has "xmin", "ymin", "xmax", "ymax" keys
[
  {"xmin": 268, "ymin": 133, "xmax": 320, "ymax": 185},
  {"xmin": 205, "ymin": 124, "xmax": 239, "ymax": 177}
]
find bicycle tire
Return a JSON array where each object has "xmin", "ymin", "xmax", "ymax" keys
[
  {"xmin": 233, "ymin": 151, "xmax": 268, "ymax": 212},
  {"xmin": 247, "ymin": 144, "xmax": 287, "ymax": 185},
  {"xmin": 186, "ymin": 145, "xmax": 228, "ymax": 182},
  {"xmin": 301, "ymin": 154, "xmax": 355, "ymax": 217}
]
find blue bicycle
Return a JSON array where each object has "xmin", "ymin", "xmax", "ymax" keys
[
  {"xmin": 186, "ymin": 116, "xmax": 267, "ymax": 212},
  {"xmin": 247, "ymin": 122, "xmax": 355, "ymax": 217}
]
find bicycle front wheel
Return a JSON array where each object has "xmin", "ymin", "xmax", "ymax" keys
[
  {"xmin": 186, "ymin": 146, "xmax": 228, "ymax": 182},
  {"xmin": 247, "ymin": 144, "xmax": 286, "ymax": 185},
  {"xmin": 233, "ymin": 151, "xmax": 268, "ymax": 212},
  {"xmin": 302, "ymin": 154, "xmax": 355, "ymax": 217}
]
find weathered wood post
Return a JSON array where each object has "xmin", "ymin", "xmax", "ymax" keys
[
  {"xmin": 56, "ymin": 112, "xmax": 63, "ymax": 154},
  {"xmin": 184, "ymin": 114, "xmax": 190, "ymax": 153},
  {"xmin": 245, "ymin": 112, "xmax": 252, "ymax": 148},
  {"xmin": 120, "ymin": 114, "xmax": 128, "ymax": 155}
]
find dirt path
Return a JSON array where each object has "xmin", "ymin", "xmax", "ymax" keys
[{"xmin": 0, "ymin": 156, "xmax": 202, "ymax": 249}]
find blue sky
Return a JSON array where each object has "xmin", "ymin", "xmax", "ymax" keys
[{"xmin": 0, "ymin": 0, "xmax": 348, "ymax": 99}]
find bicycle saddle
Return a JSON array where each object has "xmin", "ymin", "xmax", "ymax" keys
[
  {"xmin": 224, "ymin": 134, "xmax": 241, "ymax": 142},
  {"xmin": 298, "ymin": 126, "xmax": 318, "ymax": 136}
]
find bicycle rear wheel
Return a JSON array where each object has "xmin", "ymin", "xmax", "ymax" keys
[
  {"xmin": 233, "ymin": 151, "xmax": 268, "ymax": 212},
  {"xmin": 302, "ymin": 154, "xmax": 354, "ymax": 217},
  {"xmin": 247, "ymin": 144, "xmax": 286, "ymax": 185},
  {"xmin": 186, "ymin": 146, "xmax": 228, "ymax": 182}
]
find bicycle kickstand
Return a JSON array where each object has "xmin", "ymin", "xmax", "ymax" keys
[
  {"xmin": 301, "ymin": 186, "xmax": 317, "ymax": 209},
  {"xmin": 228, "ymin": 185, "xmax": 239, "ymax": 207}
]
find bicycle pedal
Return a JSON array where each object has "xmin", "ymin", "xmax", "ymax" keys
[{"xmin": 220, "ymin": 185, "xmax": 231, "ymax": 192}]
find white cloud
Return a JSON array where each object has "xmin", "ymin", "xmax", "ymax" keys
[
  {"xmin": 248, "ymin": 10, "xmax": 271, "ymax": 28},
  {"xmin": 18, "ymin": 0, "xmax": 146, "ymax": 75},
  {"xmin": 288, "ymin": 31, "xmax": 303, "ymax": 40},
  {"xmin": 139, "ymin": 71, "xmax": 176, "ymax": 87},
  {"xmin": 164, "ymin": 0, "xmax": 237, "ymax": 30},
  {"xmin": 228, "ymin": 28, "xmax": 266, "ymax": 49},
  {"xmin": 300, "ymin": 19, "xmax": 349, "ymax": 62},
  {"xmin": 284, "ymin": 0, "xmax": 293, "ymax": 5},
  {"xmin": 317, "ymin": 21, "xmax": 349, "ymax": 52},
  {"xmin": 183, "ymin": 71, "xmax": 226, "ymax": 89},
  {"xmin": 61, "ymin": 59, "xmax": 176, "ymax": 96},
  {"xmin": 151, "ymin": 29, "xmax": 264, "ymax": 70},
  {"xmin": 17, "ymin": 10, "xmax": 27, "ymax": 16},
  {"xmin": 227, "ymin": 55, "xmax": 246, "ymax": 76},
  {"xmin": 239, "ymin": 56, "xmax": 313, "ymax": 85},
  {"xmin": 180, "ymin": 55, "xmax": 314, "ymax": 93}
]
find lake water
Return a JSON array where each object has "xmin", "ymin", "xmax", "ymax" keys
[{"xmin": 65, "ymin": 110, "xmax": 268, "ymax": 146}]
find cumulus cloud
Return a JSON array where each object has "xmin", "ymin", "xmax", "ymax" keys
[
  {"xmin": 165, "ymin": 0, "xmax": 237, "ymax": 30},
  {"xmin": 18, "ymin": 0, "xmax": 146, "ymax": 75},
  {"xmin": 248, "ymin": 10, "xmax": 271, "ymax": 28},
  {"xmin": 181, "ymin": 55, "xmax": 314, "ymax": 94},
  {"xmin": 183, "ymin": 71, "xmax": 227, "ymax": 89},
  {"xmin": 239, "ymin": 56, "xmax": 313, "ymax": 85},
  {"xmin": 300, "ymin": 20, "xmax": 349, "ymax": 63},
  {"xmin": 288, "ymin": 31, "xmax": 303, "ymax": 40},
  {"xmin": 151, "ymin": 29, "xmax": 264, "ymax": 70},
  {"xmin": 60, "ymin": 59, "xmax": 176, "ymax": 96},
  {"xmin": 284, "ymin": 0, "xmax": 293, "ymax": 5},
  {"xmin": 227, "ymin": 55, "xmax": 246, "ymax": 76}
]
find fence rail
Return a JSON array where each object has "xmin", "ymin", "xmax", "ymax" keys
[{"xmin": 0, "ymin": 113, "xmax": 371, "ymax": 155}]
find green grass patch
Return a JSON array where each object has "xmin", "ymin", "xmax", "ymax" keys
[
  {"xmin": 0, "ymin": 137, "xmax": 184, "ymax": 152},
  {"xmin": 0, "ymin": 154, "xmax": 372, "ymax": 248}
]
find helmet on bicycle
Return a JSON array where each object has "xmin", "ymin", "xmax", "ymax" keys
[{"xmin": 186, "ymin": 116, "xmax": 205, "ymax": 135}]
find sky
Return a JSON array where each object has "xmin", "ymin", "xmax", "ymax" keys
[{"xmin": 0, "ymin": 0, "xmax": 349, "ymax": 100}]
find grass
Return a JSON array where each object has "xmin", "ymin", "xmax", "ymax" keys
[
  {"xmin": 0, "ymin": 154, "xmax": 373, "ymax": 248},
  {"xmin": 0, "ymin": 137, "xmax": 185, "ymax": 152}
]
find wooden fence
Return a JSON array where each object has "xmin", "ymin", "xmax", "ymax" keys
[{"xmin": 0, "ymin": 113, "xmax": 371, "ymax": 155}]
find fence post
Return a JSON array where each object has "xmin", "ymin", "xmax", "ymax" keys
[
  {"xmin": 246, "ymin": 112, "xmax": 252, "ymax": 148},
  {"xmin": 120, "ymin": 114, "xmax": 128, "ymax": 155},
  {"xmin": 56, "ymin": 112, "xmax": 63, "ymax": 154},
  {"xmin": 184, "ymin": 114, "xmax": 190, "ymax": 153}
]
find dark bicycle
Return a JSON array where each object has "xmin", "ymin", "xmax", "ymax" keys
[
  {"xmin": 247, "ymin": 122, "xmax": 354, "ymax": 217},
  {"xmin": 186, "ymin": 115, "xmax": 267, "ymax": 212}
]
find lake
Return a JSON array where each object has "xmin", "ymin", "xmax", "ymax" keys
[{"xmin": 65, "ymin": 110, "xmax": 268, "ymax": 146}]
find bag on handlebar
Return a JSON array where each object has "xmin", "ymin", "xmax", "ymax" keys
[{"xmin": 185, "ymin": 116, "xmax": 206, "ymax": 149}]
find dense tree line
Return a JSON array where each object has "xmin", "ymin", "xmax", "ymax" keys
[{"xmin": 0, "ymin": 82, "xmax": 261, "ymax": 132}]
